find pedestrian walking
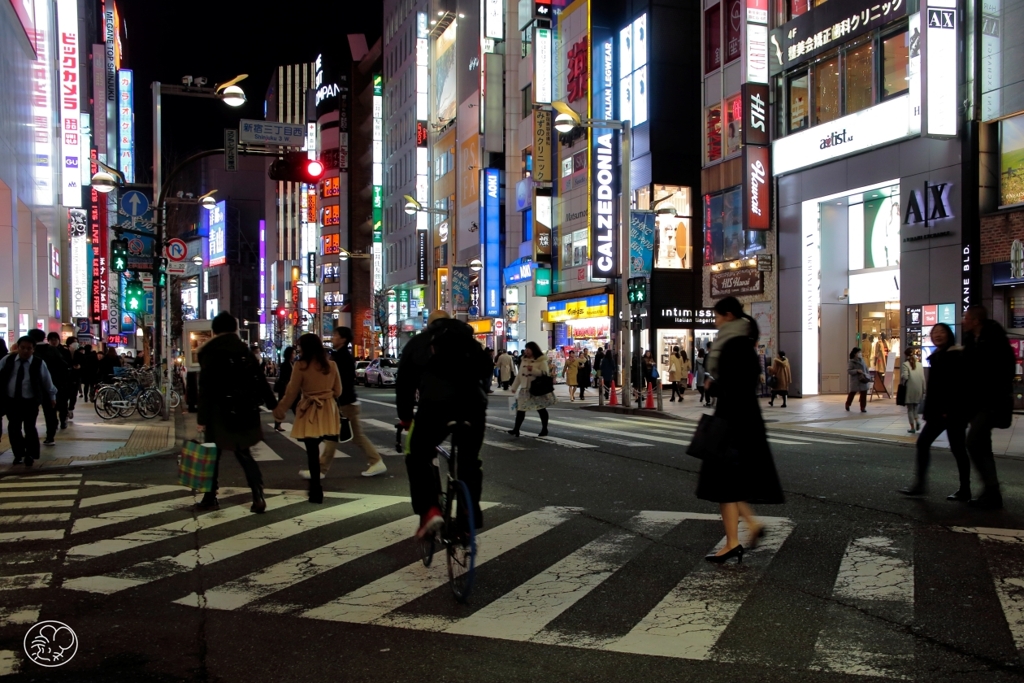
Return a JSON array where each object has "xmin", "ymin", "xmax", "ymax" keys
[
  {"xmin": 900, "ymin": 347, "xmax": 925, "ymax": 433},
  {"xmin": 195, "ymin": 312, "xmax": 278, "ymax": 513},
  {"xmin": 578, "ymin": 348, "xmax": 592, "ymax": 400},
  {"xmin": 0, "ymin": 337, "xmax": 7, "ymax": 362},
  {"xmin": 845, "ymin": 347, "xmax": 870, "ymax": 412},
  {"xmin": 563, "ymin": 350, "xmax": 580, "ymax": 401},
  {"xmin": 696, "ymin": 297, "xmax": 784, "ymax": 564},
  {"xmin": 961, "ymin": 305, "xmax": 1015, "ymax": 509},
  {"xmin": 695, "ymin": 348, "xmax": 708, "ymax": 405},
  {"xmin": 76, "ymin": 343, "xmax": 94, "ymax": 401},
  {"xmin": 669, "ymin": 347, "xmax": 690, "ymax": 402},
  {"xmin": 314, "ymin": 326, "xmax": 386, "ymax": 479},
  {"xmin": 898, "ymin": 323, "xmax": 971, "ymax": 501},
  {"xmin": 272, "ymin": 333, "xmax": 342, "ymax": 504},
  {"xmin": 273, "ymin": 346, "xmax": 295, "ymax": 432},
  {"xmin": 65, "ymin": 337, "xmax": 80, "ymax": 420},
  {"xmin": 0, "ymin": 336, "xmax": 57, "ymax": 467},
  {"xmin": 512, "ymin": 350, "xmax": 522, "ymax": 369},
  {"xmin": 767, "ymin": 351, "xmax": 791, "ymax": 407},
  {"xmin": 28, "ymin": 329, "xmax": 68, "ymax": 446},
  {"xmin": 508, "ymin": 341, "xmax": 556, "ymax": 437},
  {"xmin": 497, "ymin": 349, "xmax": 516, "ymax": 390},
  {"xmin": 600, "ymin": 347, "xmax": 617, "ymax": 399},
  {"xmin": 47, "ymin": 333, "xmax": 76, "ymax": 428}
]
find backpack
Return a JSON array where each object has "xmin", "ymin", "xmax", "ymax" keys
[
  {"xmin": 419, "ymin": 320, "xmax": 490, "ymax": 405},
  {"xmin": 219, "ymin": 349, "xmax": 266, "ymax": 432}
]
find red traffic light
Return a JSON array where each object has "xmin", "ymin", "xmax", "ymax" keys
[
  {"xmin": 276, "ymin": 306, "xmax": 286, "ymax": 318},
  {"xmin": 268, "ymin": 152, "xmax": 326, "ymax": 183}
]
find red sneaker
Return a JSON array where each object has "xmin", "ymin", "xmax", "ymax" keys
[{"xmin": 416, "ymin": 506, "xmax": 444, "ymax": 539}]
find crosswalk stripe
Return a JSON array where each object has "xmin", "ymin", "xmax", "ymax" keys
[
  {"xmin": 0, "ymin": 573, "xmax": 50, "ymax": 591},
  {"xmin": 446, "ymin": 511, "xmax": 686, "ymax": 642},
  {"xmin": 66, "ymin": 495, "xmax": 406, "ymax": 595},
  {"xmin": 0, "ymin": 500, "xmax": 75, "ymax": 510},
  {"xmin": 266, "ymin": 423, "xmax": 350, "ymax": 457},
  {"xmin": 363, "ymin": 418, "xmax": 398, "ymax": 431},
  {"xmin": 483, "ymin": 439, "xmax": 526, "ymax": 451},
  {"xmin": 0, "ymin": 489, "xmax": 80, "ymax": 498},
  {"xmin": 603, "ymin": 520, "xmax": 795, "ymax": 659},
  {"xmin": 64, "ymin": 493, "xmax": 304, "ymax": 562},
  {"xmin": 0, "ymin": 481, "xmax": 80, "ymax": 490},
  {"xmin": 0, "ymin": 530, "xmax": 65, "ymax": 542},
  {"xmin": 592, "ymin": 413, "xmax": 856, "ymax": 446},
  {"xmin": 0, "ymin": 605, "xmax": 40, "ymax": 627},
  {"xmin": 251, "ymin": 442, "xmax": 283, "ymax": 461},
  {"xmin": 79, "ymin": 484, "xmax": 188, "ymax": 509},
  {"xmin": 303, "ymin": 506, "xmax": 578, "ymax": 626},
  {"xmin": 71, "ymin": 489, "xmax": 251, "ymax": 535},
  {"xmin": 485, "ymin": 420, "xmax": 595, "ymax": 449},
  {"xmin": 0, "ymin": 513, "xmax": 71, "ymax": 525},
  {"xmin": 0, "ymin": 474, "xmax": 81, "ymax": 480},
  {"xmin": 0, "ymin": 650, "xmax": 19, "ymax": 677}
]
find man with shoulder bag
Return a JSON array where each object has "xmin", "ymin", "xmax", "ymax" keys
[{"xmin": 0, "ymin": 337, "xmax": 57, "ymax": 467}]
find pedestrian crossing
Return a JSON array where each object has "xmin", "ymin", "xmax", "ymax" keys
[{"xmin": 3, "ymin": 481, "xmax": 1024, "ymax": 678}]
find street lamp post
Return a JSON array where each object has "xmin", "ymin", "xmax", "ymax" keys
[{"xmin": 553, "ymin": 103, "xmax": 633, "ymax": 407}]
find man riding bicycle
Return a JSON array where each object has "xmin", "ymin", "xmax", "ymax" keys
[{"xmin": 397, "ymin": 310, "xmax": 492, "ymax": 539}]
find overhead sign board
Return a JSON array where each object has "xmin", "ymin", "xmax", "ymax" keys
[{"xmin": 239, "ymin": 120, "xmax": 307, "ymax": 147}]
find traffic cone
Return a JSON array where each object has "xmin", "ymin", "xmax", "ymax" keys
[
  {"xmin": 608, "ymin": 381, "xmax": 618, "ymax": 406},
  {"xmin": 645, "ymin": 384, "xmax": 655, "ymax": 409}
]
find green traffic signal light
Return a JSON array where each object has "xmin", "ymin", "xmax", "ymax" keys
[
  {"xmin": 111, "ymin": 240, "xmax": 129, "ymax": 273},
  {"xmin": 124, "ymin": 279, "xmax": 145, "ymax": 312}
]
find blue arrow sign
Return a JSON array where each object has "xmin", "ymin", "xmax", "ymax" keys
[{"xmin": 121, "ymin": 190, "xmax": 150, "ymax": 218}]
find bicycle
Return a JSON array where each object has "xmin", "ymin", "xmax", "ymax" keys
[
  {"xmin": 397, "ymin": 421, "xmax": 477, "ymax": 602},
  {"xmin": 93, "ymin": 370, "xmax": 163, "ymax": 420}
]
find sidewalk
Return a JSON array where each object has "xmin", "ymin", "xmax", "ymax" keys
[
  {"xmin": 540, "ymin": 382, "xmax": 1024, "ymax": 456},
  {"xmin": 0, "ymin": 406, "xmax": 179, "ymax": 473}
]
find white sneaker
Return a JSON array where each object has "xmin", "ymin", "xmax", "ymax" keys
[
  {"xmin": 298, "ymin": 469, "xmax": 326, "ymax": 480},
  {"xmin": 362, "ymin": 461, "xmax": 388, "ymax": 477}
]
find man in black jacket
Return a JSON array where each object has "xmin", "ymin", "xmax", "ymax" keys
[
  {"xmin": 397, "ymin": 311, "xmax": 491, "ymax": 539},
  {"xmin": 28, "ymin": 329, "xmax": 68, "ymax": 444},
  {"xmin": 0, "ymin": 337, "xmax": 57, "ymax": 466},
  {"xmin": 962, "ymin": 305, "xmax": 1015, "ymax": 509},
  {"xmin": 48, "ymin": 333, "xmax": 75, "ymax": 427}
]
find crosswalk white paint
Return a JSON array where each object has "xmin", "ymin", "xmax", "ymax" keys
[
  {"xmin": 0, "ymin": 513, "xmax": 71, "ymax": 525},
  {"xmin": 0, "ymin": 605, "xmax": 40, "ymax": 627},
  {"xmin": 0, "ymin": 573, "xmax": 50, "ymax": 591},
  {"xmin": 79, "ymin": 484, "xmax": 187, "ymax": 509},
  {"xmin": 1, "ymin": 474, "xmax": 81, "ymax": 480},
  {"xmin": 251, "ymin": 442, "xmax": 283, "ymax": 461},
  {"xmin": 71, "ymin": 489, "xmax": 249, "ymax": 535},
  {"xmin": 0, "ymin": 489, "xmax": 80, "ymax": 499},
  {"xmin": 0, "ymin": 499, "xmax": 75, "ymax": 510},
  {"xmin": 265, "ymin": 423, "xmax": 350, "ymax": 457},
  {"xmin": 0, "ymin": 481, "xmax": 80, "ymax": 490},
  {"xmin": 0, "ymin": 529, "xmax": 65, "ymax": 543}
]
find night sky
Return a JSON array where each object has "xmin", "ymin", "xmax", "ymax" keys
[{"xmin": 117, "ymin": 0, "xmax": 383, "ymax": 183}]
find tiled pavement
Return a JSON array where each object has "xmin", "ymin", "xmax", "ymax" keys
[{"xmin": 0, "ymin": 403, "xmax": 178, "ymax": 472}]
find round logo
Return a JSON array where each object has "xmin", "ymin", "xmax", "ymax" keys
[{"xmin": 23, "ymin": 621, "xmax": 78, "ymax": 667}]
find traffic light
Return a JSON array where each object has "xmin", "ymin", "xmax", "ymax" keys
[
  {"xmin": 627, "ymin": 277, "xmax": 648, "ymax": 305},
  {"xmin": 124, "ymin": 278, "xmax": 145, "ymax": 313},
  {"xmin": 156, "ymin": 258, "xmax": 167, "ymax": 288},
  {"xmin": 276, "ymin": 306, "xmax": 287, "ymax": 319},
  {"xmin": 268, "ymin": 152, "xmax": 325, "ymax": 183},
  {"xmin": 111, "ymin": 240, "xmax": 129, "ymax": 273}
]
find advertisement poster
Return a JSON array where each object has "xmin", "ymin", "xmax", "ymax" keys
[
  {"xmin": 435, "ymin": 23, "xmax": 457, "ymax": 123},
  {"xmin": 655, "ymin": 216, "xmax": 690, "ymax": 269},
  {"xmin": 863, "ymin": 196, "xmax": 901, "ymax": 268},
  {"xmin": 1001, "ymin": 114, "xmax": 1024, "ymax": 208},
  {"xmin": 452, "ymin": 267, "xmax": 471, "ymax": 312},
  {"xmin": 722, "ymin": 188, "xmax": 743, "ymax": 261},
  {"xmin": 629, "ymin": 211, "xmax": 655, "ymax": 277}
]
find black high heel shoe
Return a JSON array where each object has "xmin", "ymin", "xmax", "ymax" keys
[
  {"xmin": 308, "ymin": 487, "xmax": 324, "ymax": 504},
  {"xmin": 705, "ymin": 544, "xmax": 744, "ymax": 564},
  {"xmin": 537, "ymin": 429, "xmax": 549, "ymax": 437},
  {"xmin": 507, "ymin": 429, "xmax": 520, "ymax": 437}
]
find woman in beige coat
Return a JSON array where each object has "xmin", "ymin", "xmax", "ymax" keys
[
  {"xmin": 562, "ymin": 350, "xmax": 580, "ymax": 400},
  {"xmin": 272, "ymin": 334, "xmax": 341, "ymax": 503}
]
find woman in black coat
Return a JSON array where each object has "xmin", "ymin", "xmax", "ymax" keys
[
  {"xmin": 898, "ymin": 322, "xmax": 971, "ymax": 500},
  {"xmin": 273, "ymin": 346, "xmax": 295, "ymax": 431},
  {"xmin": 696, "ymin": 296, "xmax": 784, "ymax": 564}
]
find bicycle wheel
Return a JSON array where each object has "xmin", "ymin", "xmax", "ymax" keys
[
  {"xmin": 445, "ymin": 479, "xmax": 476, "ymax": 602},
  {"xmin": 419, "ymin": 533, "xmax": 436, "ymax": 567},
  {"xmin": 117, "ymin": 388, "xmax": 138, "ymax": 418},
  {"xmin": 93, "ymin": 387, "xmax": 122, "ymax": 420},
  {"xmin": 169, "ymin": 390, "xmax": 181, "ymax": 409},
  {"xmin": 137, "ymin": 388, "xmax": 164, "ymax": 419}
]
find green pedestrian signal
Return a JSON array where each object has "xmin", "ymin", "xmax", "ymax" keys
[
  {"xmin": 627, "ymin": 277, "xmax": 648, "ymax": 305},
  {"xmin": 124, "ymin": 278, "xmax": 145, "ymax": 313},
  {"xmin": 111, "ymin": 240, "xmax": 129, "ymax": 273}
]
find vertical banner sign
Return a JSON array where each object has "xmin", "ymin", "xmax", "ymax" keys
[
  {"xmin": 533, "ymin": 192, "xmax": 552, "ymax": 262},
  {"xmin": 69, "ymin": 209, "xmax": 88, "ymax": 317},
  {"xmin": 482, "ymin": 169, "xmax": 501, "ymax": 317},
  {"xmin": 485, "ymin": 0, "xmax": 504, "ymax": 40},
  {"xmin": 534, "ymin": 27, "xmax": 552, "ymax": 104},
  {"xmin": 629, "ymin": 211, "xmax": 655, "ymax": 277},
  {"xmin": 452, "ymin": 267, "xmax": 471, "ymax": 312},
  {"xmin": 591, "ymin": 31, "xmax": 618, "ymax": 279},
  {"xmin": 533, "ymin": 109, "xmax": 552, "ymax": 182},
  {"xmin": 118, "ymin": 69, "xmax": 134, "ymax": 181},
  {"xmin": 742, "ymin": 83, "xmax": 769, "ymax": 146},
  {"xmin": 743, "ymin": 144, "xmax": 771, "ymax": 230},
  {"xmin": 417, "ymin": 230, "xmax": 428, "ymax": 284},
  {"xmin": 925, "ymin": 0, "xmax": 957, "ymax": 137},
  {"xmin": 91, "ymin": 44, "xmax": 106, "ymax": 160},
  {"xmin": 259, "ymin": 220, "xmax": 267, "ymax": 324},
  {"xmin": 224, "ymin": 129, "xmax": 238, "ymax": 171},
  {"xmin": 57, "ymin": 0, "xmax": 81, "ymax": 208},
  {"xmin": 89, "ymin": 152, "xmax": 107, "ymax": 321},
  {"xmin": 746, "ymin": 23, "xmax": 769, "ymax": 84},
  {"xmin": 104, "ymin": 9, "xmax": 117, "ymax": 167},
  {"xmin": 372, "ymin": 72, "xmax": 385, "ymax": 293},
  {"xmin": 32, "ymin": 0, "xmax": 54, "ymax": 205}
]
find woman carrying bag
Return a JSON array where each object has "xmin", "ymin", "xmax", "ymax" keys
[
  {"xmin": 899, "ymin": 347, "xmax": 925, "ymax": 433},
  {"xmin": 507, "ymin": 341, "xmax": 556, "ymax": 437},
  {"xmin": 272, "ymin": 334, "xmax": 342, "ymax": 503}
]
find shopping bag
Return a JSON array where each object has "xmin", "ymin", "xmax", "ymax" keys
[
  {"xmin": 686, "ymin": 414, "xmax": 729, "ymax": 460},
  {"xmin": 895, "ymin": 383, "xmax": 907, "ymax": 406},
  {"xmin": 508, "ymin": 397, "xmax": 518, "ymax": 414},
  {"xmin": 338, "ymin": 417, "xmax": 354, "ymax": 443},
  {"xmin": 178, "ymin": 440, "xmax": 218, "ymax": 492}
]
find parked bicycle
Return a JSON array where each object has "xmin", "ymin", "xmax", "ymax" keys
[{"xmin": 94, "ymin": 368, "xmax": 164, "ymax": 420}]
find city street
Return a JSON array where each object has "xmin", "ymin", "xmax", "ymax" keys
[{"xmin": 3, "ymin": 392, "xmax": 1024, "ymax": 681}]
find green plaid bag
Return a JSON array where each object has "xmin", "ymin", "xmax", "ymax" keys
[{"xmin": 178, "ymin": 440, "xmax": 218, "ymax": 492}]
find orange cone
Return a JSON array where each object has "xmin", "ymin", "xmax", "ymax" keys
[
  {"xmin": 645, "ymin": 384, "xmax": 655, "ymax": 409},
  {"xmin": 608, "ymin": 381, "xmax": 618, "ymax": 406}
]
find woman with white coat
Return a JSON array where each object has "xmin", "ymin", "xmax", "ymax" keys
[
  {"xmin": 900, "ymin": 347, "xmax": 925, "ymax": 433},
  {"xmin": 507, "ymin": 341, "xmax": 556, "ymax": 437}
]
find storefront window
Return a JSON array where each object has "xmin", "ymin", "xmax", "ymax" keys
[
  {"xmin": 706, "ymin": 104, "xmax": 723, "ymax": 162},
  {"xmin": 572, "ymin": 229, "xmax": 588, "ymax": 267},
  {"xmin": 705, "ymin": 4, "xmax": 721, "ymax": 73},
  {"xmin": 655, "ymin": 217, "xmax": 692, "ymax": 269},
  {"xmin": 725, "ymin": 0, "xmax": 742, "ymax": 64},
  {"xmin": 788, "ymin": 73, "xmax": 809, "ymax": 132},
  {"xmin": 845, "ymin": 40, "xmax": 874, "ymax": 115},
  {"xmin": 1001, "ymin": 114, "xmax": 1024, "ymax": 208},
  {"xmin": 790, "ymin": 0, "xmax": 810, "ymax": 18},
  {"xmin": 882, "ymin": 30, "xmax": 910, "ymax": 99},
  {"xmin": 703, "ymin": 188, "xmax": 765, "ymax": 265},
  {"xmin": 725, "ymin": 94, "xmax": 742, "ymax": 156},
  {"xmin": 814, "ymin": 55, "xmax": 840, "ymax": 125}
]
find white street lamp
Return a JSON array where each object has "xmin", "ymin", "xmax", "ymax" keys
[
  {"xmin": 220, "ymin": 85, "xmax": 246, "ymax": 107},
  {"xmin": 92, "ymin": 170, "xmax": 118, "ymax": 193},
  {"xmin": 191, "ymin": 255, "xmax": 203, "ymax": 266},
  {"xmin": 469, "ymin": 258, "xmax": 483, "ymax": 273}
]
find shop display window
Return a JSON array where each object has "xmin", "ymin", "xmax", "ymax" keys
[
  {"xmin": 706, "ymin": 104, "xmax": 723, "ymax": 162},
  {"xmin": 703, "ymin": 188, "xmax": 766, "ymax": 265},
  {"xmin": 1000, "ymin": 113, "xmax": 1024, "ymax": 208},
  {"xmin": 572, "ymin": 229, "xmax": 588, "ymax": 267},
  {"xmin": 813, "ymin": 55, "xmax": 841, "ymax": 125},
  {"xmin": 725, "ymin": 94, "xmax": 742, "ymax": 156},
  {"xmin": 845, "ymin": 39, "xmax": 875, "ymax": 116},
  {"xmin": 788, "ymin": 73, "xmax": 809, "ymax": 132},
  {"xmin": 655, "ymin": 217, "xmax": 692, "ymax": 269},
  {"xmin": 705, "ymin": 4, "xmax": 721, "ymax": 73},
  {"xmin": 881, "ymin": 29, "xmax": 910, "ymax": 99}
]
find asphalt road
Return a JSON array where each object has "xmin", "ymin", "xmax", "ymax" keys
[{"xmin": 3, "ymin": 387, "xmax": 1024, "ymax": 682}]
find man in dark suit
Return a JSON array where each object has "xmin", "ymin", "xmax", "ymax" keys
[
  {"xmin": 28, "ymin": 329, "xmax": 68, "ymax": 445},
  {"xmin": 0, "ymin": 337, "xmax": 57, "ymax": 467}
]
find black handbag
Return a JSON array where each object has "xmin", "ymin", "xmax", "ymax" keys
[
  {"xmin": 895, "ymin": 383, "xmax": 907, "ymax": 406},
  {"xmin": 529, "ymin": 374, "xmax": 554, "ymax": 396},
  {"xmin": 338, "ymin": 416, "xmax": 353, "ymax": 443},
  {"xmin": 686, "ymin": 413, "xmax": 729, "ymax": 460}
]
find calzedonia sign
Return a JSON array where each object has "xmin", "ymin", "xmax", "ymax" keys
[{"xmin": 592, "ymin": 133, "xmax": 618, "ymax": 276}]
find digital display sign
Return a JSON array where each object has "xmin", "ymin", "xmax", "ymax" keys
[{"xmin": 207, "ymin": 200, "xmax": 226, "ymax": 266}]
